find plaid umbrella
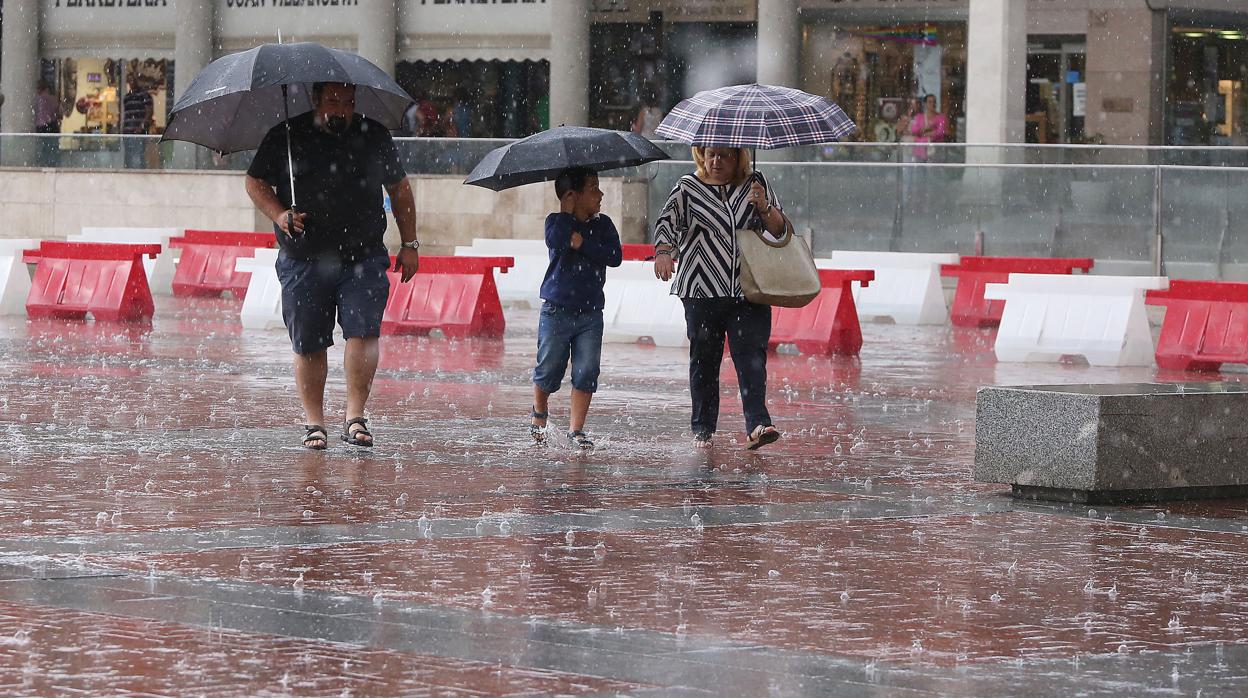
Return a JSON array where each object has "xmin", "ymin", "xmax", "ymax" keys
[{"xmin": 655, "ymin": 83, "xmax": 857, "ymax": 148}]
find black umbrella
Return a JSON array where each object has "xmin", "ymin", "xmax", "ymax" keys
[
  {"xmin": 464, "ymin": 126, "xmax": 669, "ymax": 191},
  {"xmin": 163, "ymin": 42, "xmax": 412, "ymax": 154}
]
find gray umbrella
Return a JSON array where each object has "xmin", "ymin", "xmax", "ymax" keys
[
  {"xmin": 163, "ymin": 42, "xmax": 413, "ymax": 154},
  {"xmin": 162, "ymin": 41, "xmax": 412, "ymax": 219},
  {"xmin": 464, "ymin": 126, "xmax": 669, "ymax": 191}
]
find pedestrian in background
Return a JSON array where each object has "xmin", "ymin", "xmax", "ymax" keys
[{"xmin": 121, "ymin": 75, "xmax": 153, "ymax": 168}]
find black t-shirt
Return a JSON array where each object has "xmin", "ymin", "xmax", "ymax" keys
[{"xmin": 247, "ymin": 112, "xmax": 405, "ymax": 261}]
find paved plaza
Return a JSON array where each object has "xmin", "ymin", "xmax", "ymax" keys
[{"xmin": 1, "ymin": 298, "xmax": 1247, "ymax": 696}]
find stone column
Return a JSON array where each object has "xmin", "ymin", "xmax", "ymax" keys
[
  {"xmin": 0, "ymin": 0, "xmax": 40, "ymax": 165},
  {"xmin": 965, "ymin": 0, "xmax": 1026, "ymax": 144},
  {"xmin": 549, "ymin": 0, "xmax": 590, "ymax": 127},
  {"xmin": 357, "ymin": 0, "xmax": 398, "ymax": 78},
  {"xmin": 172, "ymin": 0, "xmax": 216, "ymax": 169},
  {"xmin": 756, "ymin": 0, "xmax": 800, "ymax": 88}
]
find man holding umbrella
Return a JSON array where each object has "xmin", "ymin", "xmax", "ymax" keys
[
  {"xmin": 245, "ymin": 81, "xmax": 419, "ymax": 450},
  {"xmin": 165, "ymin": 43, "xmax": 422, "ymax": 450}
]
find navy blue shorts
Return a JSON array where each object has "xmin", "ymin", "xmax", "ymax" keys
[{"xmin": 275, "ymin": 252, "xmax": 391, "ymax": 355}]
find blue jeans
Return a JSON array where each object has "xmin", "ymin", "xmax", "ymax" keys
[
  {"xmin": 682, "ymin": 297, "xmax": 772, "ymax": 437},
  {"xmin": 532, "ymin": 302, "xmax": 604, "ymax": 394}
]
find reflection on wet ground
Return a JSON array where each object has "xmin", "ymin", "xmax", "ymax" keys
[{"xmin": 2, "ymin": 297, "xmax": 1247, "ymax": 695}]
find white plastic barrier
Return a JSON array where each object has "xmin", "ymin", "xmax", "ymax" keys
[
  {"xmin": 822, "ymin": 250, "xmax": 959, "ymax": 325},
  {"xmin": 70, "ymin": 227, "xmax": 181, "ymax": 295},
  {"xmin": 234, "ymin": 249, "xmax": 284, "ymax": 330},
  {"xmin": 0, "ymin": 239, "xmax": 39, "ymax": 316},
  {"xmin": 602, "ymin": 261, "xmax": 686, "ymax": 346},
  {"xmin": 984, "ymin": 273, "xmax": 1168, "ymax": 367},
  {"xmin": 453, "ymin": 238, "xmax": 547, "ymax": 307}
]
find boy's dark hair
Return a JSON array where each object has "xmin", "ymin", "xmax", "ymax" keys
[{"xmin": 555, "ymin": 167, "xmax": 595, "ymax": 199}]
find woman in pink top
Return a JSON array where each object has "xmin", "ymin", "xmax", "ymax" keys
[{"xmin": 910, "ymin": 94, "xmax": 948, "ymax": 161}]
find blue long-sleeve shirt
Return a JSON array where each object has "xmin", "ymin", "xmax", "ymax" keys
[{"xmin": 539, "ymin": 212, "xmax": 623, "ymax": 311}]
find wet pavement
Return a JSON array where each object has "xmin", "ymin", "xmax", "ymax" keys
[{"xmin": 2, "ymin": 297, "xmax": 1248, "ymax": 696}]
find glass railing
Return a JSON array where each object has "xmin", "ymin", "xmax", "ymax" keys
[
  {"xmin": 4, "ymin": 133, "xmax": 1248, "ymax": 280},
  {"xmin": 8, "ymin": 133, "xmax": 1248, "ymax": 171},
  {"xmin": 648, "ymin": 159, "xmax": 1248, "ymax": 281}
]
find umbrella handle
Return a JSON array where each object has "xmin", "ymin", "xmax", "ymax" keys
[{"xmin": 285, "ymin": 205, "xmax": 301, "ymax": 239}]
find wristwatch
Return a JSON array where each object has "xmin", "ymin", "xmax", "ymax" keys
[{"xmin": 400, "ymin": 239, "xmax": 420, "ymax": 250}]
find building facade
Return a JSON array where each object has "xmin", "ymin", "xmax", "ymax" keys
[{"xmin": 0, "ymin": 0, "xmax": 1245, "ymax": 146}]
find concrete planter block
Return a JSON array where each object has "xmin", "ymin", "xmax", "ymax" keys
[{"xmin": 975, "ymin": 382, "xmax": 1248, "ymax": 503}]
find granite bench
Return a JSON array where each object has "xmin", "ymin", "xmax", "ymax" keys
[{"xmin": 975, "ymin": 382, "xmax": 1248, "ymax": 503}]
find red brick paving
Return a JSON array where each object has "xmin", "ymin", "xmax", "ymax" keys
[
  {"xmin": 94, "ymin": 512, "xmax": 1248, "ymax": 666},
  {"xmin": 0, "ymin": 600, "xmax": 643, "ymax": 696}
]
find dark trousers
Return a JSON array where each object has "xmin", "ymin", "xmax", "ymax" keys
[{"xmin": 682, "ymin": 297, "xmax": 772, "ymax": 437}]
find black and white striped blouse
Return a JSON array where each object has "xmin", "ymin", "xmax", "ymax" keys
[{"xmin": 653, "ymin": 172, "xmax": 783, "ymax": 299}]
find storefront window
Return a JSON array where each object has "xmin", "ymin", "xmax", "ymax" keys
[
  {"xmin": 1168, "ymin": 24, "xmax": 1248, "ymax": 145},
  {"xmin": 590, "ymin": 20, "xmax": 754, "ymax": 134},
  {"xmin": 1025, "ymin": 36, "xmax": 1086, "ymax": 144},
  {"xmin": 590, "ymin": 20, "xmax": 666, "ymax": 132},
  {"xmin": 804, "ymin": 23, "xmax": 966, "ymax": 144},
  {"xmin": 43, "ymin": 56, "xmax": 170, "ymax": 147},
  {"xmin": 395, "ymin": 60, "xmax": 549, "ymax": 139}
]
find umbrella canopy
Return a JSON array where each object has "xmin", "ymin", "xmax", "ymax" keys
[
  {"xmin": 655, "ymin": 83, "xmax": 857, "ymax": 149},
  {"xmin": 464, "ymin": 126, "xmax": 669, "ymax": 191},
  {"xmin": 162, "ymin": 42, "xmax": 413, "ymax": 154}
]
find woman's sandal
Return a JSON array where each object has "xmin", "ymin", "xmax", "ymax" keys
[
  {"xmin": 303, "ymin": 424, "xmax": 328, "ymax": 450},
  {"xmin": 342, "ymin": 417, "xmax": 373, "ymax": 447},
  {"xmin": 530, "ymin": 407, "xmax": 549, "ymax": 444},
  {"xmin": 568, "ymin": 430, "xmax": 594, "ymax": 451},
  {"xmin": 745, "ymin": 425, "xmax": 780, "ymax": 451}
]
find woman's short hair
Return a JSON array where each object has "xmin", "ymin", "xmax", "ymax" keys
[{"xmin": 692, "ymin": 146, "xmax": 753, "ymax": 185}]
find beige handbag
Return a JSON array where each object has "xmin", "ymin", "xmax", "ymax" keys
[{"xmin": 735, "ymin": 219, "xmax": 821, "ymax": 308}]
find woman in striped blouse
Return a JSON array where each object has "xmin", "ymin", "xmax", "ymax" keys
[{"xmin": 653, "ymin": 146, "xmax": 788, "ymax": 450}]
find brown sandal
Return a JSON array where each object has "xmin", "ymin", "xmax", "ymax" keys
[
  {"xmin": 303, "ymin": 425, "xmax": 328, "ymax": 450},
  {"xmin": 342, "ymin": 417, "xmax": 373, "ymax": 447},
  {"xmin": 745, "ymin": 425, "xmax": 780, "ymax": 451}
]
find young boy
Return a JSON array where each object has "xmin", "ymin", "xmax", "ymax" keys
[{"xmin": 530, "ymin": 167, "xmax": 622, "ymax": 450}]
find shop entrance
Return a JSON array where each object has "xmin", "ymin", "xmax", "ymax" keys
[{"xmin": 1026, "ymin": 37, "xmax": 1086, "ymax": 144}]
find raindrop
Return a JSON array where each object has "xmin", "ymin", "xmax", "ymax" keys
[
  {"xmin": 587, "ymin": 587, "xmax": 598, "ymax": 608},
  {"xmin": 690, "ymin": 513, "xmax": 704, "ymax": 531},
  {"xmin": 565, "ymin": 529, "xmax": 575, "ymax": 546},
  {"xmin": 293, "ymin": 572, "xmax": 305, "ymax": 593},
  {"xmin": 302, "ymin": 510, "xmax": 314, "ymax": 519},
  {"xmin": 768, "ymin": 569, "xmax": 780, "ymax": 579},
  {"xmin": 499, "ymin": 519, "xmax": 511, "ymax": 535},
  {"xmin": 95, "ymin": 511, "xmax": 108, "ymax": 526},
  {"xmin": 481, "ymin": 586, "xmax": 494, "ymax": 606},
  {"xmin": 840, "ymin": 590, "xmax": 850, "ymax": 603},
  {"xmin": 594, "ymin": 542, "xmax": 606, "ymax": 561},
  {"xmin": 1168, "ymin": 614, "xmax": 1181, "ymax": 633},
  {"xmin": 989, "ymin": 592, "xmax": 1002, "ymax": 603}
]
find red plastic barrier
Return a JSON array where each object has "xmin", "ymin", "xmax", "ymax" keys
[
  {"xmin": 770, "ymin": 269, "xmax": 874, "ymax": 355},
  {"xmin": 168, "ymin": 230, "xmax": 276, "ymax": 299},
  {"xmin": 383, "ymin": 255, "xmax": 514, "ymax": 338},
  {"xmin": 1146, "ymin": 280, "xmax": 1248, "ymax": 371},
  {"xmin": 23, "ymin": 241, "xmax": 161, "ymax": 321},
  {"xmin": 940, "ymin": 256, "xmax": 1094, "ymax": 327},
  {"xmin": 621, "ymin": 243, "xmax": 654, "ymax": 261}
]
